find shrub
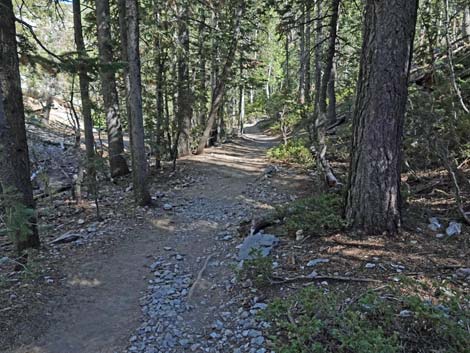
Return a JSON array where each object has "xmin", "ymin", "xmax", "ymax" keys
[
  {"xmin": 237, "ymin": 249, "xmax": 274, "ymax": 288},
  {"xmin": 276, "ymin": 193, "xmax": 345, "ymax": 236},
  {"xmin": 267, "ymin": 139, "xmax": 314, "ymax": 167},
  {"xmin": 264, "ymin": 285, "xmax": 469, "ymax": 353}
]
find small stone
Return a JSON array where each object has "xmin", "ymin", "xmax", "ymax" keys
[
  {"xmin": 242, "ymin": 279, "xmax": 253, "ymax": 288},
  {"xmin": 399, "ymin": 310, "xmax": 413, "ymax": 317},
  {"xmin": 252, "ymin": 303, "xmax": 268, "ymax": 310},
  {"xmin": 455, "ymin": 268, "xmax": 470, "ymax": 279},
  {"xmin": 179, "ymin": 338, "xmax": 190, "ymax": 346},
  {"xmin": 213, "ymin": 320, "xmax": 224, "ymax": 330},
  {"xmin": 77, "ymin": 219, "xmax": 85, "ymax": 225},
  {"xmin": 428, "ymin": 217, "xmax": 441, "ymax": 231},
  {"xmin": 251, "ymin": 336, "xmax": 265, "ymax": 345},
  {"xmin": 163, "ymin": 203, "xmax": 173, "ymax": 211},
  {"xmin": 446, "ymin": 221, "xmax": 462, "ymax": 236},
  {"xmin": 365, "ymin": 263, "xmax": 376, "ymax": 269},
  {"xmin": 209, "ymin": 332, "xmax": 220, "ymax": 339},
  {"xmin": 176, "ymin": 254, "xmax": 184, "ymax": 261},
  {"xmin": 307, "ymin": 258, "xmax": 329, "ymax": 267},
  {"xmin": 306, "ymin": 271, "xmax": 318, "ymax": 278},
  {"xmin": 164, "ymin": 247, "xmax": 172, "ymax": 251},
  {"xmin": 248, "ymin": 329, "xmax": 262, "ymax": 337}
]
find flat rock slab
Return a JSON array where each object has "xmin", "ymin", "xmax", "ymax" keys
[{"xmin": 238, "ymin": 233, "xmax": 279, "ymax": 260}]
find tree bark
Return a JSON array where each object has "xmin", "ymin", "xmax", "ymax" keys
[
  {"xmin": 327, "ymin": 61, "xmax": 337, "ymax": 122},
  {"xmin": 0, "ymin": 0, "xmax": 40, "ymax": 253},
  {"xmin": 72, "ymin": 0, "xmax": 96, "ymax": 183},
  {"xmin": 312, "ymin": 0, "xmax": 340, "ymax": 187},
  {"xmin": 346, "ymin": 0, "xmax": 419, "ymax": 235},
  {"xmin": 284, "ymin": 31, "xmax": 290, "ymax": 92},
  {"xmin": 197, "ymin": 6, "xmax": 208, "ymax": 127},
  {"xmin": 312, "ymin": 0, "xmax": 322, "ymax": 119},
  {"xmin": 305, "ymin": 2, "xmax": 312, "ymax": 104},
  {"xmin": 154, "ymin": 5, "xmax": 165, "ymax": 169},
  {"xmin": 95, "ymin": 0, "xmax": 129, "ymax": 177},
  {"xmin": 118, "ymin": 0, "xmax": 134, "ymax": 167},
  {"xmin": 176, "ymin": 3, "xmax": 192, "ymax": 157},
  {"xmin": 238, "ymin": 56, "xmax": 245, "ymax": 135},
  {"xmin": 125, "ymin": 0, "xmax": 151, "ymax": 206},
  {"xmin": 196, "ymin": 3, "xmax": 244, "ymax": 155},
  {"xmin": 299, "ymin": 2, "xmax": 306, "ymax": 104}
]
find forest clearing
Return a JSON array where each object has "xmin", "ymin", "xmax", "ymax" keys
[{"xmin": 0, "ymin": 0, "xmax": 469, "ymax": 352}]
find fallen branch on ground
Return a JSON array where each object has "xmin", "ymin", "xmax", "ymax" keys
[
  {"xmin": 270, "ymin": 274, "xmax": 381, "ymax": 285},
  {"xmin": 188, "ymin": 253, "xmax": 215, "ymax": 299}
]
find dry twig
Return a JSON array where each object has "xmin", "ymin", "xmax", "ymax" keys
[{"xmin": 188, "ymin": 253, "xmax": 215, "ymax": 299}]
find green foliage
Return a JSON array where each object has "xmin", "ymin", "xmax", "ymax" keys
[
  {"xmin": 267, "ymin": 138, "xmax": 313, "ymax": 167},
  {"xmin": 265, "ymin": 92, "xmax": 302, "ymax": 132},
  {"xmin": 276, "ymin": 193, "xmax": 345, "ymax": 236},
  {"xmin": 264, "ymin": 285, "xmax": 470, "ymax": 353},
  {"xmin": 237, "ymin": 249, "xmax": 273, "ymax": 288},
  {"xmin": 0, "ymin": 188, "xmax": 34, "ymax": 245}
]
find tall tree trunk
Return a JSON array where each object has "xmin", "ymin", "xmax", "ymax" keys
[
  {"xmin": 327, "ymin": 61, "xmax": 337, "ymax": 122},
  {"xmin": 305, "ymin": 2, "xmax": 312, "ymax": 104},
  {"xmin": 154, "ymin": 5, "xmax": 164, "ymax": 169},
  {"xmin": 266, "ymin": 61, "xmax": 272, "ymax": 99},
  {"xmin": 72, "ymin": 0, "xmax": 96, "ymax": 185},
  {"xmin": 176, "ymin": 4, "xmax": 192, "ymax": 157},
  {"xmin": 125, "ymin": 0, "xmax": 151, "ymax": 206},
  {"xmin": 197, "ymin": 7, "xmax": 208, "ymax": 127},
  {"xmin": 313, "ymin": 0, "xmax": 340, "ymax": 187},
  {"xmin": 238, "ymin": 56, "xmax": 245, "ymax": 135},
  {"xmin": 0, "ymin": 0, "xmax": 40, "ymax": 253},
  {"xmin": 346, "ymin": 0, "xmax": 419, "ymax": 235},
  {"xmin": 299, "ymin": 2, "xmax": 306, "ymax": 104},
  {"xmin": 313, "ymin": 0, "xmax": 322, "ymax": 119},
  {"xmin": 196, "ymin": 3, "xmax": 244, "ymax": 155},
  {"xmin": 284, "ymin": 31, "xmax": 290, "ymax": 92},
  {"xmin": 118, "ymin": 0, "xmax": 134, "ymax": 168},
  {"xmin": 95, "ymin": 0, "xmax": 129, "ymax": 177},
  {"xmin": 463, "ymin": 5, "xmax": 470, "ymax": 42}
]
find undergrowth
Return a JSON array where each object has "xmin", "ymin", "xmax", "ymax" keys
[
  {"xmin": 267, "ymin": 139, "xmax": 314, "ymax": 167},
  {"xmin": 237, "ymin": 250, "xmax": 274, "ymax": 288},
  {"xmin": 276, "ymin": 193, "xmax": 345, "ymax": 236},
  {"xmin": 263, "ymin": 284, "xmax": 470, "ymax": 353}
]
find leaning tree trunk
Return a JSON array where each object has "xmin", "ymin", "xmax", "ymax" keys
[
  {"xmin": 346, "ymin": 0, "xmax": 419, "ymax": 235},
  {"xmin": 196, "ymin": 3, "xmax": 244, "ymax": 155},
  {"xmin": 72, "ymin": 0, "xmax": 96, "ymax": 183},
  {"xmin": 95, "ymin": 0, "xmax": 129, "ymax": 177},
  {"xmin": 125, "ymin": 0, "xmax": 151, "ymax": 206},
  {"xmin": 0, "ymin": 0, "xmax": 40, "ymax": 253}
]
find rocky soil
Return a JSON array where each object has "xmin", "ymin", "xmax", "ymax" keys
[{"xmin": 1, "ymin": 127, "xmax": 310, "ymax": 353}]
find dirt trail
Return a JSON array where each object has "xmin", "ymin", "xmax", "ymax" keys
[{"xmin": 7, "ymin": 127, "xmax": 307, "ymax": 353}]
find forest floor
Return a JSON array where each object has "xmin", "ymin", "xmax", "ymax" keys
[
  {"xmin": 1, "ymin": 122, "xmax": 469, "ymax": 353},
  {"xmin": 0, "ymin": 123, "xmax": 310, "ymax": 353}
]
